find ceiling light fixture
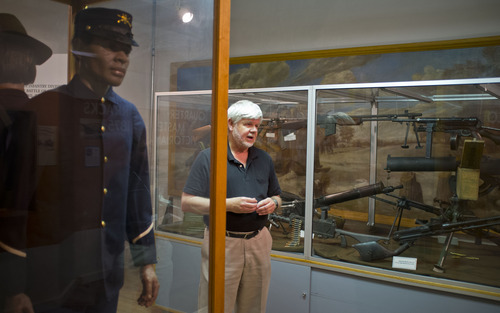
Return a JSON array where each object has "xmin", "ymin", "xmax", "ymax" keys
[
  {"xmin": 177, "ymin": 0, "xmax": 194, "ymax": 23},
  {"xmin": 181, "ymin": 10, "xmax": 194, "ymax": 23}
]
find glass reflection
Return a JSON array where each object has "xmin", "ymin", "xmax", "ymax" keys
[{"xmin": 1, "ymin": 12, "xmax": 52, "ymax": 313}]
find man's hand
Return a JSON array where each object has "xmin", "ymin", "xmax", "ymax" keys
[
  {"xmin": 256, "ymin": 197, "xmax": 279, "ymax": 215},
  {"xmin": 4, "ymin": 293, "xmax": 34, "ymax": 313},
  {"xmin": 137, "ymin": 264, "xmax": 160, "ymax": 308},
  {"xmin": 226, "ymin": 197, "xmax": 258, "ymax": 214}
]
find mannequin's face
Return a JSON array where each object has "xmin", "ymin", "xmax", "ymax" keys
[{"xmin": 78, "ymin": 38, "xmax": 131, "ymax": 89}]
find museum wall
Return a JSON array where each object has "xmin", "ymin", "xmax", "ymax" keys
[
  {"xmin": 229, "ymin": 0, "xmax": 500, "ymax": 57},
  {"xmin": 3, "ymin": 0, "xmax": 500, "ymax": 113}
]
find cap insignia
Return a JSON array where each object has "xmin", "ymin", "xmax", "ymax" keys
[{"xmin": 116, "ymin": 13, "xmax": 132, "ymax": 28}]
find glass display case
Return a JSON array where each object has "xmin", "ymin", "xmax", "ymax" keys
[{"xmin": 154, "ymin": 77, "xmax": 500, "ymax": 295}]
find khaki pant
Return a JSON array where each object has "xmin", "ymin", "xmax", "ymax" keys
[{"xmin": 197, "ymin": 227, "xmax": 272, "ymax": 313}]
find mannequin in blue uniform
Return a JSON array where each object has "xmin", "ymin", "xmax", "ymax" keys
[{"xmin": 25, "ymin": 7, "xmax": 159, "ymax": 313}]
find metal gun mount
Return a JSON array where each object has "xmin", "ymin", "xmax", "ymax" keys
[{"xmin": 353, "ymin": 215, "xmax": 500, "ymax": 272}]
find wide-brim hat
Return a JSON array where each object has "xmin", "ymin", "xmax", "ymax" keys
[
  {"xmin": 0, "ymin": 13, "xmax": 53, "ymax": 65},
  {"xmin": 74, "ymin": 7, "xmax": 139, "ymax": 47}
]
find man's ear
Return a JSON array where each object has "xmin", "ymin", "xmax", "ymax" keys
[{"xmin": 228, "ymin": 119, "xmax": 233, "ymax": 131}]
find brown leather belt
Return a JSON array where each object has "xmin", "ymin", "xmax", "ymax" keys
[{"xmin": 226, "ymin": 228, "xmax": 262, "ymax": 239}]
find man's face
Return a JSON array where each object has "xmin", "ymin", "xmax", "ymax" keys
[
  {"xmin": 230, "ymin": 118, "xmax": 261, "ymax": 149},
  {"xmin": 79, "ymin": 37, "xmax": 132, "ymax": 88}
]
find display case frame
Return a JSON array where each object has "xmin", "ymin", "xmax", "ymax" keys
[{"xmin": 153, "ymin": 77, "xmax": 500, "ymax": 301}]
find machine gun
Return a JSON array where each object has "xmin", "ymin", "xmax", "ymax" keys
[
  {"xmin": 361, "ymin": 185, "xmax": 500, "ymax": 272},
  {"xmin": 261, "ymin": 111, "xmax": 427, "ymax": 138},
  {"xmin": 265, "ymin": 111, "xmax": 500, "ymax": 157},
  {"xmin": 339, "ymin": 111, "xmax": 500, "ymax": 158},
  {"xmin": 269, "ymin": 212, "xmax": 389, "ymax": 248},
  {"xmin": 278, "ymin": 181, "xmax": 401, "ymax": 218},
  {"xmin": 393, "ymin": 116, "xmax": 500, "ymax": 158},
  {"xmin": 352, "ymin": 215, "xmax": 500, "ymax": 272},
  {"xmin": 385, "ymin": 155, "xmax": 500, "ymax": 197},
  {"xmin": 269, "ymin": 182, "xmax": 402, "ymax": 247}
]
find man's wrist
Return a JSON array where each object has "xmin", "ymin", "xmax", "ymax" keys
[{"xmin": 271, "ymin": 197, "xmax": 279, "ymax": 209}]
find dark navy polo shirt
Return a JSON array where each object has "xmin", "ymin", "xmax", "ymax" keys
[{"xmin": 183, "ymin": 144, "xmax": 281, "ymax": 231}]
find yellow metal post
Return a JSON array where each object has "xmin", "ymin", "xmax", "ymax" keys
[{"xmin": 209, "ymin": 0, "xmax": 231, "ymax": 311}]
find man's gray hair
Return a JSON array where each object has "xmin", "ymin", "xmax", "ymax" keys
[{"xmin": 227, "ymin": 100, "xmax": 263, "ymax": 124}]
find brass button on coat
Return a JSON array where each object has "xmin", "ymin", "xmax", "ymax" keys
[
  {"xmin": 103, "ymin": 188, "xmax": 108, "ymax": 195},
  {"xmin": 101, "ymin": 220, "xmax": 106, "ymax": 228}
]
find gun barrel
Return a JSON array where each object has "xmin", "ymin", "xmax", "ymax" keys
[
  {"xmin": 441, "ymin": 215, "xmax": 500, "ymax": 230},
  {"xmin": 315, "ymin": 182, "xmax": 386, "ymax": 207},
  {"xmin": 414, "ymin": 117, "xmax": 479, "ymax": 127},
  {"xmin": 394, "ymin": 215, "xmax": 500, "ymax": 242},
  {"xmin": 351, "ymin": 112, "xmax": 422, "ymax": 121},
  {"xmin": 386, "ymin": 155, "xmax": 458, "ymax": 172},
  {"xmin": 383, "ymin": 193, "xmax": 442, "ymax": 215}
]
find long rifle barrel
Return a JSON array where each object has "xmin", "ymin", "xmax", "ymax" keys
[{"xmin": 393, "ymin": 215, "xmax": 500, "ymax": 242}]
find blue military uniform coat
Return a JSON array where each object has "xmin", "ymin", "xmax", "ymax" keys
[{"xmin": 26, "ymin": 76, "xmax": 156, "ymax": 309}]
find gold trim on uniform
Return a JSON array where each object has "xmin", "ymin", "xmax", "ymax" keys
[
  {"xmin": 132, "ymin": 221, "xmax": 154, "ymax": 244},
  {"xmin": 0, "ymin": 240, "xmax": 27, "ymax": 258}
]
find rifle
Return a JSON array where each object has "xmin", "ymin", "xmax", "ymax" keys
[
  {"xmin": 261, "ymin": 112, "xmax": 355, "ymax": 136},
  {"xmin": 269, "ymin": 182, "xmax": 401, "ymax": 246},
  {"xmin": 341, "ymin": 110, "xmax": 500, "ymax": 158},
  {"xmin": 352, "ymin": 215, "xmax": 500, "ymax": 272}
]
